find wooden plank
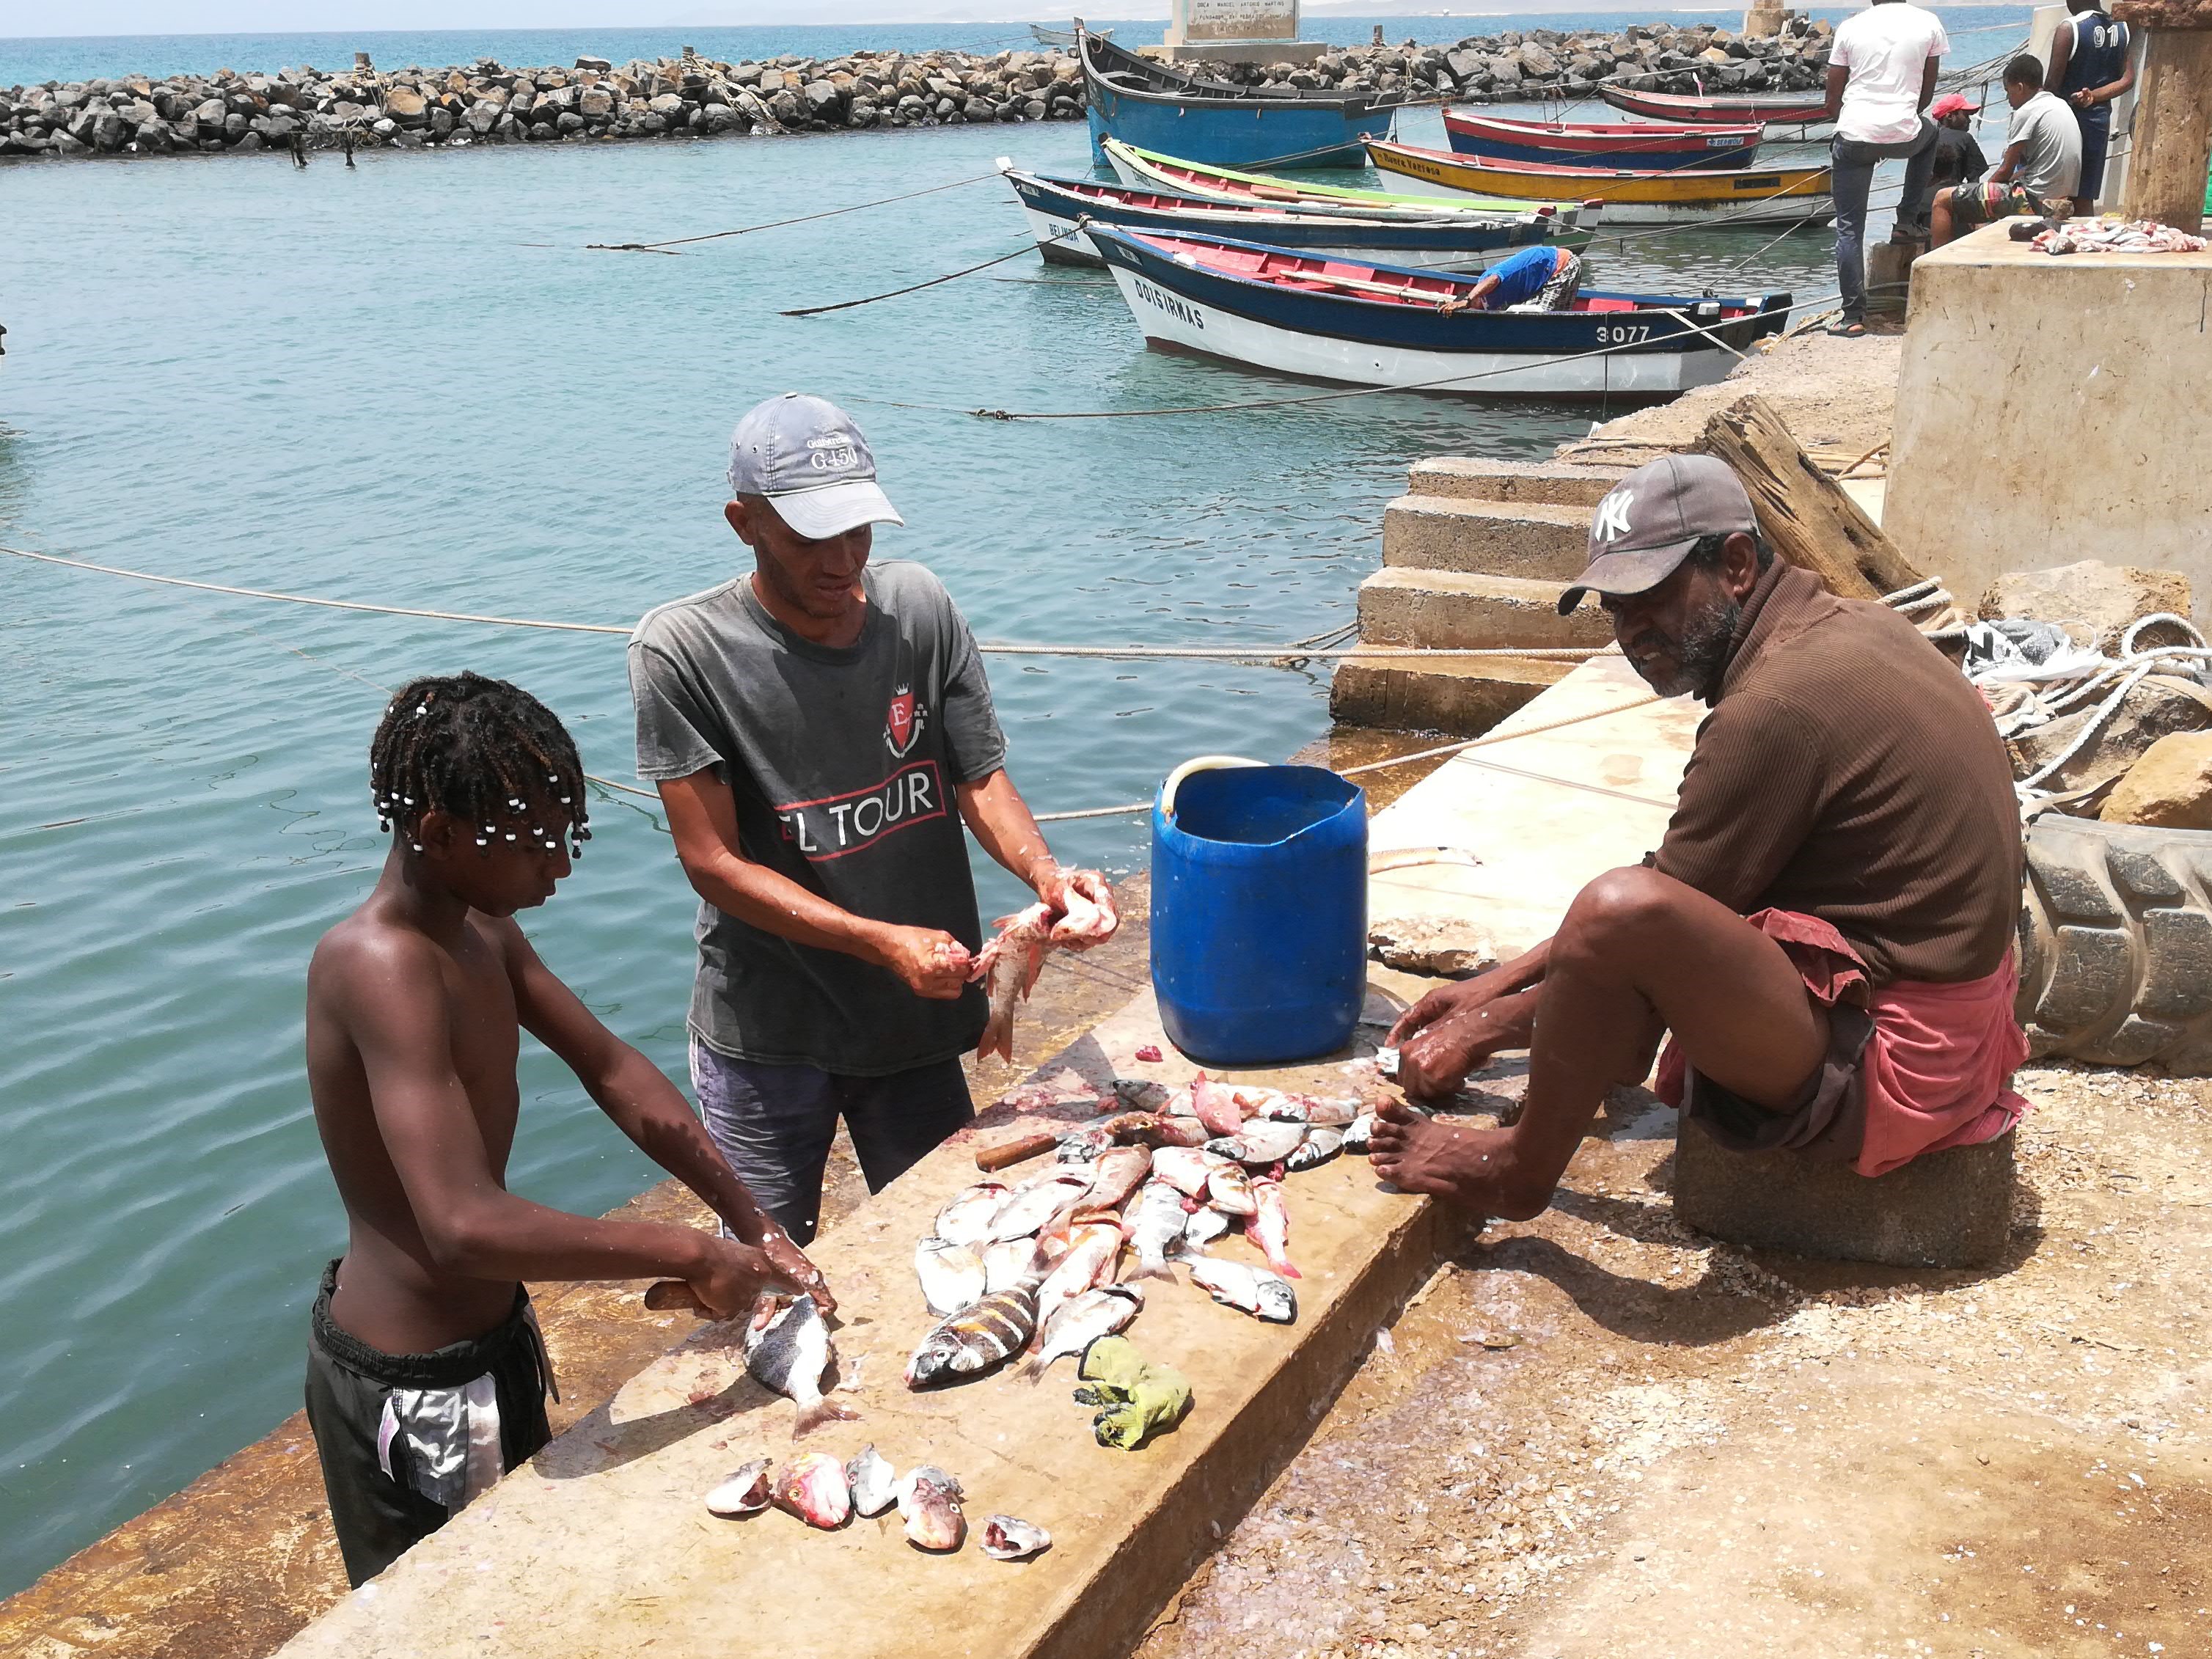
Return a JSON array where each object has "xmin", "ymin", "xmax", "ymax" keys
[
  {"xmin": 2117, "ymin": 26, "xmax": 2212, "ymax": 232},
  {"xmin": 1691, "ymin": 392, "xmax": 1924, "ymax": 601}
]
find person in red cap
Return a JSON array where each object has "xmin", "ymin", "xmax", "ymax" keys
[
  {"xmin": 1370, "ymin": 455, "xmax": 2029, "ymax": 1217},
  {"xmin": 1927, "ymin": 92, "xmax": 1990, "ymax": 201}
]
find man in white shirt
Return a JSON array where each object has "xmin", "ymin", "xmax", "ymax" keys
[
  {"xmin": 1823, "ymin": 0, "xmax": 1949, "ymax": 336},
  {"xmin": 1930, "ymin": 54, "xmax": 2084, "ymax": 246}
]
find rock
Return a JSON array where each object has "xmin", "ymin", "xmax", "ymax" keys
[
  {"xmin": 232, "ymin": 129, "xmax": 264, "ymax": 150},
  {"xmin": 1517, "ymin": 42, "xmax": 1559, "ymax": 77},
  {"xmin": 648, "ymin": 92, "xmax": 684, "ymax": 117},
  {"xmin": 465, "ymin": 98, "xmax": 501, "ymax": 133},
  {"xmin": 802, "ymin": 78, "xmax": 841, "ymax": 115},
  {"xmin": 2101, "ymin": 733, "xmax": 2212, "ymax": 829},
  {"xmin": 1980, "ymin": 561, "xmax": 2194, "ymax": 654},
  {"xmin": 384, "ymin": 84, "xmax": 428, "ymax": 124},
  {"xmin": 574, "ymin": 54, "xmax": 612, "ymax": 70},
  {"xmin": 556, "ymin": 110, "xmax": 584, "ymax": 133},
  {"xmin": 2010, "ymin": 677, "xmax": 2212, "ymax": 793},
  {"xmin": 579, "ymin": 87, "xmax": 613, "ymax": 117},
  {"xmin": 1701, "ymin": 45, "xmax": 1735, "ymax": 63},
  {"xmin": 91, "ymin": 109, "xmax": 127, "ymax": 149},
  {"xmin": 1368, "ymin": 915, "xmax": 1501, "ymax": 978}
]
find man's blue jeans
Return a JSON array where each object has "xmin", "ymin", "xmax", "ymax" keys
[{"xmin": 1831, "ymin": 119, "xmax": 1938, "ymax": 323}]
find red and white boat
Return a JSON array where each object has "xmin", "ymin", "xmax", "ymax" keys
[
  {"xmin": 1443, "ymin": 109, "xmax": 1763, "ymax": 172},
  {"xmin": 1599, "ymin": 84, "xmax": 1833, "ymax": 136}
]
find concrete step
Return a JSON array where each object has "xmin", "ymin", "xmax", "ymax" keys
[
  {"xmin": 1406, "ymin": 455, "xmax": 1630, "ymax": 507},
  {"xmin": 1382, "ymin": 493, "xmax": 1593, "ymax": 581},
  {"xmin": 1330, "ymin": 651, "xmax": 1576, "ymax": 738},
  {"xmin": 1357, "ymin": 566, "xmax": 1616, "ymax": 653}
]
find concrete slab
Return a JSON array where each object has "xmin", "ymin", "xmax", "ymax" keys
[
  {"xmin": 1356, "ymin": 566, "xmax": 1615, "ymax": 652},
  {"xmin": 1884, "ymin": 223, "xmax": 2212, "ymax": 623},
  {"xmin": 267, "ymin": 986, "xmax": 1465, "ymax": 1659},
  {"xmin": 1382, "ymin": 494, "xmax": 1592, "ymax": 580},
  {"xmin": 1406, "ymin": 455, "xmax": 1628, "ymax": 506},
  {"xmin": 1329, "ymin": 651, "xmax": 1574, "ymax": 738},
  {"xmin": 1366, "ymin": 653, "xmax": 1700, "ymax": 956}
]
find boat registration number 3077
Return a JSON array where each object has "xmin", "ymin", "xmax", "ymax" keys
[
  {"xmin": 1134, "ymin": 276, "xmax": 1206, "ymax": 330},
  {"xmin": 1596, "ymin": 323, "xmax": 1654, "ymax": 344}
]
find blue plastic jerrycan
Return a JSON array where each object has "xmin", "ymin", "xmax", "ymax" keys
[{"xmin": 1150, "ymin": 755, "xmax": 1369, "ymax": 1067}]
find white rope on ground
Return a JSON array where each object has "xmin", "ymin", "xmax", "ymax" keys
[{"xmin": 0, "ymin": 543, "xmax": 1605, "ymax": 664}]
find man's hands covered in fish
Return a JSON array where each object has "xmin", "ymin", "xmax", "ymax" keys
[
  {"xmin": 871, "ymin": 923, "xmax": 975, "ymax": 1000},
  {"xmin": 1029, "ymin": 861, "xmax": 1120, "ymax": 948},
  {"xmin": 1384, "ymin": 940, "xmax": 1550, "ymax": 1099}
]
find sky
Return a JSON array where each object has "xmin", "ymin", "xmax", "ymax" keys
[{"xmin": 1, "ymin": 0, "xmax": 1187, "ymax": 33}]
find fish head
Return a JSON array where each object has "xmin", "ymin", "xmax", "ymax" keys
[
  {"xmin": 1255, "ymin": 1279, "xmax": 1299, "ymax": 1322},
  {"xmin": 904, "ymin": 1334, "xmax": 961, "ymax": 1389}
]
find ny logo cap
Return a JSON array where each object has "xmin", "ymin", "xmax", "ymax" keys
[{"xmin": 1557, "ymin": 453, "xmax": 1758, "ymax": 615}]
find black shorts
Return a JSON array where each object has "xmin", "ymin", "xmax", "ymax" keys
[{"xmin": 303, "ymin": 1259, "xmax": 555, "ymax": 1586}]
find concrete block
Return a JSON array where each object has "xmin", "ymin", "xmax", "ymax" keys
[
  {"xmin": 1330, "ymin": 651, "xmax": 1574, "ymax": 736},
  {"xmin": 1980, "ymin": 560, "xmax": 2194, "ymax": 653},
  {"xmin": 1405, "ymin": 455, "xmax": 1629, "ymax": 507},
  {"xmin": 1356, "ymin": 566, "xmax": 1616, "ymax": 652},
  {"xmin": 1672, "ymin": 1116, "xmax": 2014, "ymax": 1268},
  {"xmin": 1382, "ymin": 494, "xmax": 1593, "ymax": 580},
  {"xmin": 1885, "ymin": 225, "xmax": 2212, "ymax": 626}
]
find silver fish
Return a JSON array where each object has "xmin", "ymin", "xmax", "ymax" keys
[
  {"xmin": 905, "ymin": 1246, "xmax": 1051, "ymax": 1388},
  {"xmin": 704, "ymin": 1457, "xmax": 773, "ymax": 1517},
  {"xmin": 1055, "ymin": 1123, "xmax": 1115, "ymax": 1163},
  {"xmin": 896, "ymin": 1464, "xmax": 967, "ymax": 1551},
  {"xmin": 988, "ymin": 1170, "xmax": 1090, "ymax": 1243},
  {"xmin": 915, "ymin": 1237, "xmax": 986, "ymax": 1317},
  {"xmin": 935, "ymin": 1180, "xmax": 1009, "ymax": 1248},
  {"xmin": 1020, "ymin": 1283, "xmax": 1143, "ymax": 1382},
  {"xmin": 1112, "ymin": 1078, "xmax": 1172, "ymax": 1111},
  {"xmin": 846, "ymin": 1443, "xmax": 898, "ymax": 1518},
  {"xmin": 745, "ymin": 1293, "xmax": 858, "ymax": 1439},
  {"xmin": 1286, "ymin": 1126, "xmax": 1344, "ymax": 1172},
  {"xmin": 1151, "ymin": 1146, "xmax": 1226, "ymax": 1199},
  {"xmin": 1267, "ymin": 1093, "xmax": 1362, "ymax": 1127},
  {"xmin": 1341, "ymin": 1112, "xmax": 1378, "ymax": 1154},
  {"xmin": 1182, "ymin": 1205, "xmax": 1232, "ymax": 1248},
  {"xmin": 1179, "ymin": 1250, "xmax": 1298, "ymax": 1323},
  {"xmin": 1033, "ymin": 1222, "xmax": 1124, "ymax": 1334},
  {"xmin": 1126, "ymin": 1178, "xmax": 1189, "ymax": 1282},
  {"xmin": 1246, "ymin": 1177, "xmax": 1300, "ymax": 1279},
  {"xmin": 981, "ymin": 1515, "xmax": 1053, "ymax": 1560},
  {"xmin": 984, "ymin": 1236, "xmax": 1041, "ymax": 1294},
  {"xmin": 1204, "ymin": 1118, "xmax": 1308, "ymax": 1165},
  {"xmin": 1206, "ymin": 1160, "xmax": 1257, "ymax": 1217},
  {"xmin": 1076, "ymin": 1145, "xmax": 1152, "ymax": 1213}
]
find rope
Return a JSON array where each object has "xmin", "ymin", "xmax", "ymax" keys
[
  {"xmin": 0, "ymin": 543, "xmax": 1604, "ymax": 664},
  {"xmin": 583, "ymin": 171, "xmax": 998, "ymax": 253},
  {"xmin": 781, "ymin": 229, "xmax": 1074, "ymax": 317}
]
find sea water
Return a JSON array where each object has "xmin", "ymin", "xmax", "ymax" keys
[{"xmin": 0, "ymin": 8, "xmax": 2027, "ymax": 1595}]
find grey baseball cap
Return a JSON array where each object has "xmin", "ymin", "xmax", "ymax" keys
[
  {"xmin": 727, "ymin": 392, "xmax": 904, "ymax": 540},
  {"xmin": 1556, "ymin": 454, "xmax": 1758, "ymax": 614}
]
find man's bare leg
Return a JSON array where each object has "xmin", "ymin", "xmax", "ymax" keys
[{"xmin": 1369, "ymin": 868, "xmax": 1830, "ymax": 1218}]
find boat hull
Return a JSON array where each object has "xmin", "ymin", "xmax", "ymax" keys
[
  {"xmin": 1101, "ymin": 139, "xmax": 1584, "ymax": 232},
  {"xmin": 1366, "ymin": 139, "xmax": 1834, "ymax": 227},
  {"xmin": 1006, "ymin": 171, "xmax": 1549, "ymax": 272},
  {"xmin": 1084, "ymin": 227, "xmax": 1790, "ymax": 401},
  {"xmin": 1442, "ymin": 109, "xmax": 1762, "ymax": 172},
  {"xmin": 1599, "ymin": 84, "xmax": 1834, "ymax": 136},
  {"xmin": 1079, "ymin": 29, "xmax": 1398, "ymax": 169}
]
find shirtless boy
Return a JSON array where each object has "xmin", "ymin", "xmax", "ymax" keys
[{"xmin": 303, "ymin": 671, "xmax": 830, "ymax": 1586}]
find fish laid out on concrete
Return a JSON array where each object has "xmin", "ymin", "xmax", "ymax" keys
[
  {"xmin": 896, "ymin": 1465, "xmax": 967, "ymax": 1551},
  {"xmin": 1075, "ymin": 1144, "xmax": 1153, "ymax": 1213},
  {"xmin": 1342, "ymin": 1112, "xmax": 1378, "ymax": 1154},
  {"xmin": 1286, "ymin": 1125, "xmax": 1344, "ymax": 1172},
  {"xmin": 934, "ymin": 1179, "xmax": 1009, "ymax": 1248},
  {"xmin": 1033, "ymin": 1220, "xmax": 1124, "ymax": 1333},
  {"xmin": 981, "ymin": 1515, "xmax": 1054, "ymax": 1561},
  {"xmin": 1151, "ymin": 1145, "xmax": 1229, "ymax": 1200},
  {"xmin": 1182, "ymin": 1204, "xmax": 1233, "ymax": 1248},
  {"xmin": 1179, "ymin": 1250, "xmax": 1299, "ymax": 1323},
  {"xmin": 1267, "ymin": 1092, "xmax": 1363, "ymax": 1127},
  {"xmin": 745, "ymin": 1293, "xmax": 858, "ymax": 1439},
  {"xmin": 704, "ymin": 1458, "xmax": 774, "ymax": 1517},
  {"xmin": 1206, "ymin": 1159, "xmax": 1257, "ymax": 1217},
  {"xmin": 1205, "ymin": 1118, "xmax": 1308, "ymax": 1165},
  {"xmin": 1093, "ymin": 1110, "xmax": 1209, "ymax": 1149},
  {"xmin": 1125, "ymin": 1178, "xmax": 1190, "ymax": 1281},
  {"xmin": 846, "ymin": 1444, "xmax": 898, "ymax": 1518},
  {"xmin": 773, "ymin": 1451, "xmax": 852, "ymax": 1529},
  {"xmin": 984, "ymin": 1236, "xmax": 1044, "ymax": 1294},
  {"xmin": 1022, "ymin": 1283, "xmax": 1144, "ymax": 1382},
  {"xmin": 1189, "ymin": 1071, "xmax": 1248, "ymax": 1137},
  {"xmin": 1246, "ymin": 1177, "xmax": 1300, "ymax": 1279},
  {"xmin": 1115, "ymin": 1074, "xmax": 1170, "ymax": 1107},
  {"xmin": 906, "ymin": 1253, "xmax": 1050, "ymax": 1388},
  {"xmin": 988, "ymin": 1169, "xmax": 1091, "ymax": 1243},
  {"xmin": 1055, "ymin": 1122, "xmax": 1117, "ymax": 1162},
  {"xmin": 915, "ymin": 1237, "xmax": 987, "ymax": 1317}
]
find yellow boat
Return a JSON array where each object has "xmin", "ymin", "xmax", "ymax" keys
[{"xmin": 1363, "ymin": 137, "xmax": 1833, "ymax": 229}]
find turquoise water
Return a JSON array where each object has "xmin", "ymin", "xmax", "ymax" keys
[{"xmin": 0, "ymin": 21, "xmax": 2009, "ymax": 1590}]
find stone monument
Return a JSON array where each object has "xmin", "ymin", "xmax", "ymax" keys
[{"xmin": 1157, "ymin": 0, "xmax": 1327, "ymax": 67}]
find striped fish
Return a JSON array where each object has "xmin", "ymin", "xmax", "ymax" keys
[{"xmin": 904, "ymin": 1247, "xmax": 1050, "ymax": 1389}]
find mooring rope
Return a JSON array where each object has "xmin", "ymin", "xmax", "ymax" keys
[{"xmin": 579, "ymin": 170, "xmax": 1000, "ymax": 253}]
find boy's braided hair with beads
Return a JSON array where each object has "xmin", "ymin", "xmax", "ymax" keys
[{"xmin": 367, "ymin": 673, "xmax": 590, "ymax": 857}]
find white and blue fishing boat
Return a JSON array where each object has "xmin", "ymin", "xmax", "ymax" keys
[
  {"xmin": 1000, "ymin": 162, "xmax": 1561, "ymax": 274},
  {"xmin": 1077, "ymin": 23, "xmax": 1402, "ymax": 169},
  {"xmin": 1084, "ymin": 224, "xmax": 1791, "ymax": 400}
]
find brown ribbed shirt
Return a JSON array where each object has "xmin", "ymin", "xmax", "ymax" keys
[{"xmin": 1652, "ymin": 563, "xmax": 2022, "ymax": 988}]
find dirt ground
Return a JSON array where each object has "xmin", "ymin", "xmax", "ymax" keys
[{"xmin": 1135, "ymin": 1058, "xmax": 2212, "ymax": 1659}]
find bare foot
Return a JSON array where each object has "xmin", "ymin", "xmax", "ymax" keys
[{"xmin": 1366, "ymin": 1099, "xmax": 1548, "ymax": 1219}]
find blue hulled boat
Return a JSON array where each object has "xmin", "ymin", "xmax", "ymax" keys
[
  {"xmin": 1084, "ymin": 224, "xmax": 1792, "ymax": 400},
  {"xmin": 1077, "ymin": 24, "xmax": 1402, "ymax": 170}
]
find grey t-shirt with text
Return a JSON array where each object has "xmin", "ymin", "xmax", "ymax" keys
[{"xmin": 628, "ymin": 560, "xmax": 1006, "ymax": 1074}]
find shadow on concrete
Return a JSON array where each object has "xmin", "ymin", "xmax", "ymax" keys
[{"xmin": 535, "ymin": 1363, "xmax": 775, "ymax": 1480}]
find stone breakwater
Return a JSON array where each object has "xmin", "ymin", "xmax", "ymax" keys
[{"xmin": 0, "ymin": 21, "xmax": 1834, "ymax": 163}]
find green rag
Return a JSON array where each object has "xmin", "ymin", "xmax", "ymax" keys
[{"xmin": 1076, "ymin": 1335, "xmax": 1191, "ymax": 1451}]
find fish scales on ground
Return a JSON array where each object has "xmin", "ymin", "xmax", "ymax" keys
[
  {"xmin": 846, "ymin": 1444, "xmax": 898, "ymax": 1518},
  {"xmin": 773, "ymin": 1451, "xmax": 852, "ymax": 1529},
  {"xmin": 1022, "ymin": 1283, "xmax": 1145, "ymax": 1382},
  {"xmin": 896, "ymin": 1465, "xmax": 967, "ymax": 1552},
  {"xmin": 934, "ymin": 1180, "xmax": 1008, "ymax": 1248},
  {"xmin": 744, "ymin": 1293, "xmax": 857, "ymax": 1439},
  {"xmin": 1247, "ymin": 1177, "xmax": 1301, "ymax": 1279},
  {"xmin": 1286, "ymin": 1125, "xmax": 1344, "ymax": 1172},
  {"xmin": 981, "ymin": 1515, "xmax": 1053, "ymax": 1560},
  {"xmin": 1179, "ymin": 1249, "xmax": 1299, "ymax": 1323},
  {"xmin": 704, "ymin": 1458, "xmax": 774, "ymax": 1517},
  {"xmin": 1205, "ymin": 1118, "xmax": 1308, "ymax": 1165},
  {"xmin": 915, "ymin": 1237, "xmax": 987, "ymax": 1317},
  {"xmin": 1126, "ymin": 1178, "xmax": 1190, "ymax": 1282},
  {"xmin": 988, "ymin": 1169, "xmax": 1091, "ymax": 1242}
]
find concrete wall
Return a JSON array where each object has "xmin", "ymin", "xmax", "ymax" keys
[{"xmin": 1883, "ymin": 224, "xmax": 2212, "ymax": 620}]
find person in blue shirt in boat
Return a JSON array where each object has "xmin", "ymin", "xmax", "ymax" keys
[{"xmin": 1450, "ymin": 243, "xmax": 1585, "ymax": 312}]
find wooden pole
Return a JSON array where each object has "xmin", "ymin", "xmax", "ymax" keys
[{"xmin": 2113, "ymin": 3, "xmax": 2212, "ymax": 231}]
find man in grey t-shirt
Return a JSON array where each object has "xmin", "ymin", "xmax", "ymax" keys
[
  {"xmin": 1930, "ymin": 54, "xmax": 2082, "ymax": 245},
  {"xmin": 629, "ymin": 393, "xmax": 1116, "ymax": 1243}
]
